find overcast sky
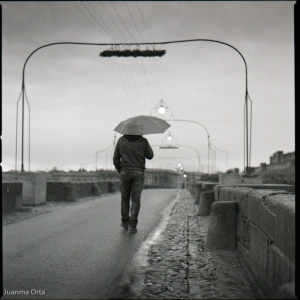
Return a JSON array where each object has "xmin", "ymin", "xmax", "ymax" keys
[{"xmin": 1, "ymin": 1, "xmax": 295, "ymax": 173}]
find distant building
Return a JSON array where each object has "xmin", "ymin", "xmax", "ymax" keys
[{"xmin": 248, "ymin": 150, "xmax": 295, "ymax": 184}]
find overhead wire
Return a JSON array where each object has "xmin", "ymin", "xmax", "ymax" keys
[
  {"xmin": 124, "ymin": 1, "xmax": 157, "ymax": 107},
  {"xmin": 79, "ymin": 1, "xmax": 112, "ymax": 41},
  {"xmin": 73, "ymin": 1, "xmax": 109, "ymax": 39},
  {"xmin": 98, "ymin": 1, "xmax": 145, "ymax": 114},
  {"xmin": 74, "ymin": 1, "xmax": 138, "ymax": 115},
  {"xmin": 112, "ymin": 1, "xmax": 157, "ymax": 111},
  {"xmin": 105, "ymin": 1, "xmax": 150, "ymax": 114},
  {"xmin": 136, "ymin": 1, "xmax": 162, "ymax": 100},
  {"xmin": 87, "ymin": 1, "xmax": 140, "ymax": 115},
  {"xmin": 74, "ymin": 1, "xmax": 162, "ymax": 116}
]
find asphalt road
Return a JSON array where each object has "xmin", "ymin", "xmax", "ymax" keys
[{"xmin": 2, "ymin": 189, "xmax": 179, "ymax": 299}]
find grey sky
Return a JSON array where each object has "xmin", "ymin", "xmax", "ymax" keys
[{"xmin": 1, "ymin": 1, "xmax": 295, "ymax": 173}]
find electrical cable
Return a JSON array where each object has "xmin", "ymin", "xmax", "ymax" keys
[
  {"xmin": 98, "ymin": 1, "xmax": 146, "ymax": 114},
  {"xmin": 105, "ymin": 1, "xmax": 152, "ymax": 114},
  {"xmin": 75, "ymin": 1, "xmax": 112, "ymax": 42},
  {"xmin": 74, "ymin": 1, "xmax": 139, "ymax": 115}
]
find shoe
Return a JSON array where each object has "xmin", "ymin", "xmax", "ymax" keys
[
  {"xmin": 121, "ymin": 222, "xmax": 129, "ymax": 230},
  {"xmin": 129, "ymin": 227, "xmax": 137, "ymax": 234}
]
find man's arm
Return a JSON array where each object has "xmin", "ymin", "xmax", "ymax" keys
[
  {"xmin": 113, "ymin": 139, "xmax": 121, "ymax": 173},
  {"xmin": 145, "ymin": 140, "xmax": 154, "ymax": 160}
]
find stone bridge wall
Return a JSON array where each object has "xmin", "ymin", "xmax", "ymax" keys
[
  {"xmin": 213, "ymin": 186, "xmax": 295, "ymax": 299},
  {"xmin": 46, "ymin": 180, "xmax": 121, "ymax": 201},
  {"xmin": 2, "ymin": 182, "xmax": 23, "ymax": 213}
]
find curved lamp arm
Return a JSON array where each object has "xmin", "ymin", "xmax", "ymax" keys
[
  {"xmin": 95, "ymin": 140, "xmax": 114, "ymax": 171},
  {"xmin": 18, "ymin": 38, "xmax": 250, "ymax": 173}
]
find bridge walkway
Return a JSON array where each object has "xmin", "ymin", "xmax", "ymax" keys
[{"xmin": 117, "ymin": 189, "xmax": 265, "ymax": 299}]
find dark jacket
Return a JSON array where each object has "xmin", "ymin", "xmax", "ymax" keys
[{"xmin": 113, "ymin": 135, "xmax": 154, "ymax": 173}]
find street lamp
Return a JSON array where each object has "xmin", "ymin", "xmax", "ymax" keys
[
  {"xmin": 151, "ymin": 142, "xmax": 203, "ymax": 176},
  {"xmin": 150, "ymin": 99, "xmax": 170, "ymax": 119},
  {"xmin": 151, "ymin": 99, "xmax": 229, "ymax": 173},
  {"xmin": 17, "ymin": 38, "xmax": 250, "ymax": 173},
  {"xmin": 158, "ymin": 106, "xmax": 166, "ymax": 115}
]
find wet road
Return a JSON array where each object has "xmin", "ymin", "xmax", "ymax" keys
[{"xmin": 2, "ymin": 189, "xmax": 178, "ymax": 299}]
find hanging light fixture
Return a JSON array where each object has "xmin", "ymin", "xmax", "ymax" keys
[{"xmin": 158, "ymin": 105, "xmax": 166, "ymax": 114}]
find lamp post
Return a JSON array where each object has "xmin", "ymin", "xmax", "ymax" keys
[
  {"xmin": 151, "ymin": 143, "xmax": 202, "ymax": 177},
  {"xmin": 95, "ymin": 133, "xmax": 116, "ymax": 171},
  {"xmin": 151, "ymin": 99, "xmax": 228, "ymax": 174},
  {"xmin": 17, "ymin": 39, "xmax": 250, "ymax": 173}
]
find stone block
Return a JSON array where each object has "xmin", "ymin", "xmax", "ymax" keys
[
  {"xmin": 213, "ymin": 185, "xmax": 221, "ymax": 201},
  {"xmin": 194, "ymin": 187, "xmax": 202, "ymax": 204},
  {"xmin": 93, "ymin": 184, "xmax": 102, "ymax": 196},
  {"xmin": 218, "ymin": 186, "xmax": 233, "ymax": 201},
  {"xmin": 219, "ymin": 173, "xmax": 263, "ymax": 185},
  {"xmin": 3, "ymin": 172, "xmax": 47, "ymax": 205},
  {"xmin": 64, "ymin": 184, "xmax": 76, "ymax": 201},
  {"xmin": 46, "ymin": 182, "xmax": 65, "ymax": 201},
  {"xmin": 98, "ymin": 181, "xmax": 110, "ymax": 194},
  {"xmin": 114, "ymin": 180, "xmax": 120, "ymax": 191},
  {"xmin": 234, "ymin": 184, "xmax": 294, "ymax": 193},
  {"xmin": 2, "ymin": 182, "xmax": 23, "ymax": 213},
  {"xmin": 237, "ymin": 241, "xmax": 273, "ymax": 299},
  {"xmin": 197, "ymin": 191, "xmax": 214, "ymax": 215},
  {"xmin": 193, "ymin": 184, "xmax": 197, "ymax": 198},
  {"xmin": 248, "ymin": 190, "xmax": 286, "ymax": 232},
  {"xmin": 109, "ymin": 181, "xmax": 117, "ymax": 193},
  {"xmin": 74, "ymin": 182, "xmax": 94, "ymax": 199},
  {"xmin": 237, "ymin": 214, "xmax": 250, "ymax": 249},
  {"xmin": 268, "ymin": 243, "xmax": 295, "ymax": 292},
  {"xmin": 268, "ymin": 194, "xmax": 295, "ymax": 264},
  {"xmin": 205, "ymin": 201, "xmax": 237, "ymax": 250},
  {"xmin": 201, "ymin": 182, "xmax": 218, "ymax": 192},
  {"xmin": 235, "ymin": 188, "xmax": 250, "ymax": 218},
  {"xmin": 248, "ymin": 190, "xmax": 292, "ymax": 250},
  {"xmin": 249, "ymin": 224, "xmax": 268, "ymax": 277}
]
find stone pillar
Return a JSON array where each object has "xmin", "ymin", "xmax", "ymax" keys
[
  {"xmin": 109, "ymin": 181, "xmax": 117, "ymax": 193},
  {"xmin": 194, "ymin": 187, "xmax": 202, "ymax": 205},
  {"xmin": 2, "ymin": 182, "xmax": 23, "ymax": 213},
  {"xmin": 205, "ymin": 201, "xmax": 237, "ymax": 250},
  {"xmin": 192, "ymin": 185, "xmax": 196, "ymax": 197},
  {"xmin": 2, "ymin": 172, "xmax": 47, "ymax": 206},
  {"xmin": 197, "ymin": 191, "xmax": 214, "ymax": 215},
  {"xmin": 93, "ymin": 184, "xmax": 102, "ymax": 196},
  {"xmin": 64, "ymin": 184, "xmax": 76, "ymax": 201}
]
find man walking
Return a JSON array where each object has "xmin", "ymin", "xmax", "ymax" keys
[{"xmin": 113, "ymin": 134, "xmax": 154, "ymax": 234}]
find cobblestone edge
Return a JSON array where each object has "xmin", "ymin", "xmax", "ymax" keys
[{"xmin": 117, "ymin": 190, "xmax": 265, "ymax": 299}]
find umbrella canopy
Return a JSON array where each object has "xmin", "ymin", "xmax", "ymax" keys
[{"xmin": 114, "ymin": 115, "xmax": 171, "ymax": 135}]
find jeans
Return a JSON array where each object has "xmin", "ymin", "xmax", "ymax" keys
[{"xmin": 120, "ymin": 170, "xmax": 145, "ymax": 228}]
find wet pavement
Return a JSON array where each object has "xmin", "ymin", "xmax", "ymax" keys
[
  {"xmin": 117, "ymin": 190, "xmax": 265, "ymax": 299},
  {"xmin": 2, "ymin": 196, "xmax": 106, "ymax": 225},
  {"xmin": 2, "ymin": 190, "xmax": 265, "ymax": 299}
]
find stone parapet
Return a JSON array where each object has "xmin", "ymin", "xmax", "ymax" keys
[
  {"xmin": 212, "ymin": 185, "xmax": 295, "ymax": 299},
  {"xmin": 46, "ymin": 180, "xmax": 120, "ymax": 201},
  {"xmin": 2, "ymin": 182, "xmax": 23, "ymax": 213},
  {"xmin": 3, "ymin": 172, "xmax": 47, "ymax": 205}
]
